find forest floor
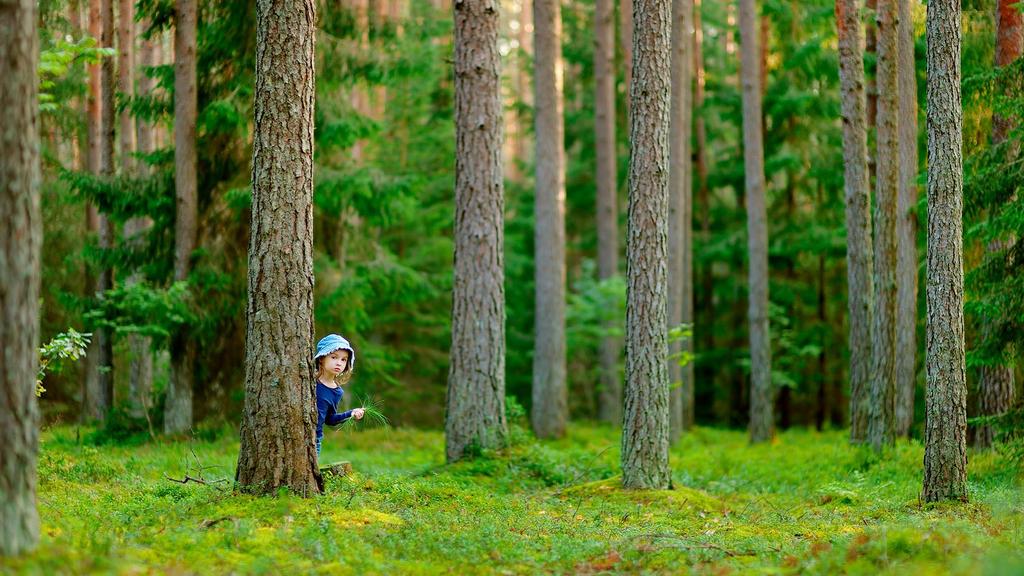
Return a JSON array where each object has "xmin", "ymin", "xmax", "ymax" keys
[{"xmin": 3, "ymin": 421, "xmax": 1022, "ymax": 575}]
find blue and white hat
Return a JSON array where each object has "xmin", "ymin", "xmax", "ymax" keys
[{"xmin": 314, "ymin": 334, "xmax": 355, "ymax": 372}]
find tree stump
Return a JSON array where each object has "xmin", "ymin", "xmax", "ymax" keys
[{"xmin": 319, "ymin": 461, "xmax": 353, "ymax": 478}]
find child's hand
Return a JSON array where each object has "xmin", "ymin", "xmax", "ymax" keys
[{"xmin": 352, "ymin": 408, "xmax": 365, "ymax": 420}]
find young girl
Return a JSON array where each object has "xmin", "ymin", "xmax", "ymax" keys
[{"xmin": 314, "ymin": 334, "xmax": 364, "ymax": 457}]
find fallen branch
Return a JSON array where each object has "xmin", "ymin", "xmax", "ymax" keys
[{"xmin": 165, "ymin": 473, "xmax": 228, "ymax": 491}]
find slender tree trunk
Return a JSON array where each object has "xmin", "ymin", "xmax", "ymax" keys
[
  {"xmin": 594, "ymin": 0, "xmax": 622, "ymax": 425},
  {"xmin": 694, "ymin": 0, "xmax": 712, "ymax": 419},
  {"xmin": 83, "ymin": 0, "xmax": 103, "ymax": 421},
  {"xmin": 235, "ymin": 0, "xmax": 322, "ymax": 497},
  {"xmin": 739, "ymin": 0, "xmax": 773, "ymax": 443},
  {"xmin": 976, "ymin": 0, "xmax": 1022, "ymax": 449},
  {"xmin": 85, "ymin": 0, "xmax": 117, "ymax": 421},
  {"xmin": 836, "ymin": 0, "xmax": 873, "ymax": 443},
  {"xmin": 446, "ymin": 0, "xmax": 507, "ymax": 463},
  {"xmin": 118, "ymin": 0, "xmax": 135, "ymax": 171},
  {"xmin": 895, "ymin": 0, "xmax": 919, "ymax": 439},
  {"xmin": 513, "ymin": 0, "xmax": 532, "ymax": 181},
  {"xmin": 532, "ymin": 0, "xmax": 568, "ymax": 439},
  {"xmin": 868, "ymin": 0, "xmax": 899, "ymax": 453},
  {"xmin": 166, "ymin": 0, "xmax": 198, "ymax": 434},
  {"xmin": 620, "ymin": 0, "xmax": 633, "ymax": 115},
  {"xmin": 126, "ymin": 25, "xmax": 157, "ymax": 419},
  {"xmin": 668, "ymin": 0, "xmax": 693, "ymax": 441},
  {"xmin": 923, "ymin": 0, "xmax": 967, "ymax": 503},
  {"xmin": 622, "ymin": 0, "xmax": 672, "ymax": 490},
  {"xmin": 0, "ymin": 0, "xmax": 42, "ymax": 553}
]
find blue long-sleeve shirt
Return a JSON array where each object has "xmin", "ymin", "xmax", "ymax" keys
[{"xmin": 316, "ymin": 380, "xmax": 353, "ymax": 455}]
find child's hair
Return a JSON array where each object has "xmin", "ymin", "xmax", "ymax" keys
[{"xmin": 314, "ymin": 353, "xmax": 353, "ymax": 386}]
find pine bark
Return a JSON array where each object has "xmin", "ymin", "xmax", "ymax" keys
[
  {"xmin": 836, "ymin": 0, "xmax": 873, "ymax": 443},
  {"xmin": 446, "ymin": 0, "xmax": 507, "ymax": 463},
  {"xmin": 923, "ymin": 0, "xmax": 967, "ymax": 503},
  {"xmin": 0, "ymin": 0, "xmax": 42, "ymax": 554},
  {"xmin": 895, "ymin": 0, "xmax": 919, "ymax": 439},
  {"xmin": 976, "ymin": 0, "xmax": 1022, "ymax": 449},
  {"xmin": 235, "ymin": 0, "xmax": 322, "ymax": 497},
  {"xmin": 668, "ymin": 0, "xmax": 694, "ymax": 440},
  {"xmin": 621, "ymin": 0, "xmax": 672, "ymax": 490},
  {"xmin": 739, "ymin": 0, "xmax": 773, "ymax": 443},
  {"xmin": 594, "ymin": 0, "xmax": 622, "ymax": 425},
  {"xmin": 868, "ymin": 0, "xmax": 899, "ymax": 452},
  {"xmin": 532, "ymin": 0, "xmax": 568, "ymax": 439},
  {"xmin": 166, "ymin": 0, "xmax": 198, "ymax": 434}
]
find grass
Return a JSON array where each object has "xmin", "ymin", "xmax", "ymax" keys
[{"xmin": 2, "ymin": 423, "xmax": 1022, "ymax": 575}]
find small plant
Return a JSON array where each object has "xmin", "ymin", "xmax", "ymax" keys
[
  {"xmin": 340, "ymin": 394, "xmax": 390, "ymax": 431},
  {"xmin": 37, "ymin": 329, "xmax": 91, "ymax": 397}
]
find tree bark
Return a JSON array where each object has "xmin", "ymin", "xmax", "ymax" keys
[
  {"xmin": 621, "ymin": 0, "xmax": 672, "ymax": 490},
  {"xmin": 739, "ymin": 0, "xmax": 773, "ymax": 443},
  {"xmin": 446, "ymin": 0, "xmax": 507, "ymax": 463},
  {"xmin": 895, "ymin": 0, "xmax": 919, "ymax": 439},
  {"xmin": 668, "ymin": 0, "xmax": 693, "ymax": 441},
  {"xmin": 836, "ymin": 0, "xmax": 873, "ymax": 443},
  {"xmin": 923, "ymin": 0, "xmax": 967, "ymax": 503},
  {"xmin": 594, "ymin": 0, "xmax": 622, "ymax": 425},
  {"xmin": 83, "ymin": 0, "xmax": 103, "ymax": 422},
  {"xmin": 976, "ymin": 0, "xmax": 1022, "ymax": 449},
  {"xmin": 235, "ymin": 0, "xmax": 322, "ymax": 497},
  {"xmin": 166, "ymin": 0, "xmax": 198, "ymax": 434},
  {"xmin": 0, "ymin": 0, "xmax": 42, "ymax": 554},
  {"xmin": 868, "ymin": 0, "xmax": 899, "ymax": 453},
  {"xmin": 531, "ymin": 0, "xmax": 568, "ymax": 440}
]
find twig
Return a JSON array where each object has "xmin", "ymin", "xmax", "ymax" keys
[{"xmin": 165, "ymin": 473, "xmax": 227, "ymax": 491}]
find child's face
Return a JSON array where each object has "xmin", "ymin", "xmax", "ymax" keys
[{"xmin": 322, "ymin": 350, "xmax": 351, "ymax": 376}]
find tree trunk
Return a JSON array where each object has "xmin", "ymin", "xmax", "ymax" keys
[
  {"xmin": 668, "ymin": 0, "xmax": 693, "ymax": 441},
  {"xmin": 0, "ymin": 0, "xmax": 42, "ymax": 554},
  {"xmin": 118, "ymin": 0, "xmax": 135, "ymax": 171},
  {"xmin": 83, "ymin": 0, "xmax": 103, "ymax": 422},
  {"xmin": 166, "ymin": 0, "xmax": 198, "ymax": 434},
  {"xmin": 739, "ymin": 0, "xmax": 773, "ymax": 443},
  {"xmin": 836, "ymin": 0, "xmax": 873, "ymax": 443},
  {"xmin": 868, "ymin": 0, "xmax": 899, "ymax": 453},
  {"xmin": 235, "ymin": 0, "xmax": 322, "ymax": 497},
  {"xmin": 694, "ymin": 0, "xmax": 712, "ymax": 421},
  {"xmin": 85, "ymin": 0, "xmax": 117, "ymax": 422},
  {"xmin": 446, "ymin": 0, "xmax": 507, "ymax": 463},
  {"xmin": 923, "ymin": 0, "xmax": 967, "ymax": 503},
  {"xmin": 126, "ymin": 22, "xmax": 157, "ymax": 419},
  {"xmin": 976, "ymin": 0, "xmax": 1022, "ymax": 449},
  {"xmin": 895, "ymin": 0, "xmax": 919, "ymax": 439},
  {"xmin": 594, "ymin": 0, "xmax": 622, "ymax": 425},
  {"xmin": 621, "ymin": 0, "xmax": 672, "ymax": 490},
  {"xmin": 531, "ymin": 0, "xmax": 568, "ymax": 440}
]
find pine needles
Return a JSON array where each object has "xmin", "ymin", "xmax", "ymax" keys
[{"xmin": 340, "ymin": 394, "xmax": 390, "ymax": 431}]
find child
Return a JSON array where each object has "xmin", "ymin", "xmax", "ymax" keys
[{"xmin": 313, "ymin": 334, "xmax": 364, "ymax": 457}]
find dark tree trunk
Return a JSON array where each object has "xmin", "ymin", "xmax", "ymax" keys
[
  {"xmin": 739, "ymin": 0, "xmax": 773, "ymax": 443},
  {"xmin": 0, "ymin": 0, "xmax": 42, "ymax": 553},
  {"xmin": 235, "ymin": 0, "xmax": 322, "ymax": 497},
  {"xmin": 446, "ymin": 0, "xmax": 507, "ymax": 463},
  {"xmin": 923, "ymin": 0, "xmax": 968, "ymax": 503},
  {"xmin": 622, "ymin": 0, "xmax": 672, "ymax": 490}
]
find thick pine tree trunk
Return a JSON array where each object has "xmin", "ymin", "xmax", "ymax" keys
[
  {"xmin": 976, "ymin": 0, "xmax": 1022, "ymax": 449},
  {"xmin": 738, "ymin": 0, "xmax": 773, "ymax": 443},
  {"xmin": 166, "ymin": 0, "xmax": 198, "ymax": 434},
  {"xmin": 668, "ymin": 0, "xmax": 693, "ymax": 441},
  {"xmin": 446, "ymin": 0, "xmax": 507, "ymax": 463},
  {"xmin": 0, "ymin": 0, "xmax": 42, "ymax": 554},
  {"xmin": 895, "ymin": 0, "xmax": 919, "ymax": 438},
  {"xmin": 594, "ymin": 0, "xmax": 622, "ymax": 425},
  {"xmin": 622, "ymin": 0, "xmax": 672, "ymax": 490},
  {"xmin": 532, "ymin": 0, "xmax": 568, "ymax": 439},
  {"xmin": 868, "ymin": 0, "xmax": 899, "ymax": 453},
  {"xmin": 235, "ymin": 0, "xmax": 322, "ymax": 497},
  {"xmin": 923, "ymin": 0, "xmax": 967, "ymax": 502},
  {"xmin": 836, "ymin": 0, "xmax": 873, "ymax": 443}
]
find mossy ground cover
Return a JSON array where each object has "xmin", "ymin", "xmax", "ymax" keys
[{"xmin": 3, "ymin": 424, "xmax": 1022, "ymax": 575}]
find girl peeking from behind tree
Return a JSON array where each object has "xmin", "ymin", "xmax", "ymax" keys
[{"xmin": 313, "ymin": 334, "xmax": 364, "ymax": 457}]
